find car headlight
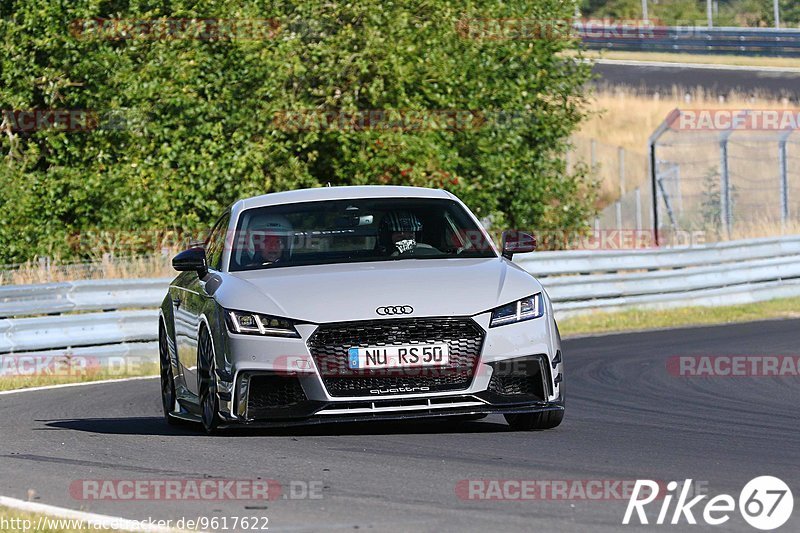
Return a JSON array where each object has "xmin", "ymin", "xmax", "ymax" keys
[
  {"xmin": 225, "ymin": 309, "xmax": 300, "ymax": 338},
  {"xmin": 490, "ymin": 293, "xmax": 544, "ymax": 327}
]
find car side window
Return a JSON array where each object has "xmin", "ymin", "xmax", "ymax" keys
[{"xmin": 205, "ymin": 212, "xmax": 231, "ymax": 271}]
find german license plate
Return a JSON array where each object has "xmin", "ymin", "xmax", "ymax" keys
[{"xmin": 347, "ymin": 344, "xmax": 449, "ymax": 370}]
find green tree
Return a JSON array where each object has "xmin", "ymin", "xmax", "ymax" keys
[{"xmin": 0, "ymin": 0, "xmax": 595, "ymax": 263}]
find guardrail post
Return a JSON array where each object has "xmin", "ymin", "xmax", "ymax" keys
[
  {"xmin": 615, "ymin": 201, "xmax": 622, "ymax": 229},
  {"xmin": 618, "ymin": 146, "xmax": 626, "ymax": 196}
]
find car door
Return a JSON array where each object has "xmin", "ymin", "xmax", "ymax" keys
[{"xmin": 173, "ymin": 211, "xmax": 230, "ymax": 401}]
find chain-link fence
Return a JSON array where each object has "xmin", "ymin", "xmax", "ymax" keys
[
  {"xmin": 650, "ymin": 109, "xmax": 800, "ymax": 241},
  {"xmin": 569, "ymin": 136, "xmax": 653, "ymax": 233},
  {"xmin": 573, "ymin": 110, "xmax": 800, "ymax": 245}
]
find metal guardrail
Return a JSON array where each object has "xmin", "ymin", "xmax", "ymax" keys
[
  {"xmin": 0, "ymin": 278, "xmax": 168, "ymax": 318},
  {"xmin": 0, "ymin": 235, "xmax": 798, "ymax": 357},
  {"xmin": 580, "ymin": 25, "xmax": 800, "ymax": 57},
  {"xmin": 0, "ymin": 310, "xmax": 157, "ymax": 354},
  {"xmin": 516, "ymin": 235, "xmax": 800, "ymax": 276}
]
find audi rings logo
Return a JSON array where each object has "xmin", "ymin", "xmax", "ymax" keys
[{"xmin": 376, "ymin": 305, "xmax": 414, "ymax": 316}]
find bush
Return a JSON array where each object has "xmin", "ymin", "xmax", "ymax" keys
[{"xmin": 0, "ymin": 0, "xmax": 594, "ymax": 262}]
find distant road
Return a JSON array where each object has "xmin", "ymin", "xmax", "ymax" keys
[{"xmin": 592, "ymin": 59, "xmax": 800, "ymax": 99}]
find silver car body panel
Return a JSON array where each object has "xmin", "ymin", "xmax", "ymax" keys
[{"xmin": 160, "ymin": 186, "xmax": 563, "ymax": 424}]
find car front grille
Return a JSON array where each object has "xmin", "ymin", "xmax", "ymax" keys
[{"xmin": 307, "ymin": 318, "xmax": 485, "ymax": 397}]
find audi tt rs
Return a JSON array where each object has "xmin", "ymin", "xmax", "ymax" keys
[{"xmin": 159, "ymin": 186, "xmax": 564, "ymax": 433}]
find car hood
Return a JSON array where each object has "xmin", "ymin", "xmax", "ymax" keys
[{"xmin": 216, "ymin": 258, "xmax": 541, "ymax": 324}]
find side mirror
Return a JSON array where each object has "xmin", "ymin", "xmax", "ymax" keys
[
  {"xmin": 172, "ymin": 247, "xmax": 208, "ymax": 277},
  {"xmin": 501, "ymin": 230, "xmax": 536, "ymax": 260}
]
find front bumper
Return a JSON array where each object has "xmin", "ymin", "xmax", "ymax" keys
[
  {"xmin": 215, "ymin": 310, "xmax": 563, "ymax": 426},
  {"xmin": 217, "ymin": 397, "xmax": 564, "ymax": 428}
]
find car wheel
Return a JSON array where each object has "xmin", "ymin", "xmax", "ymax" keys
[
  {"xmin": 198, "ymin": 327, "xmax": 222, "ymax": 435},
  {"xmin": 506, "ymin": 376, "xmax": 565, "ymax": 431},
  {"xmin": 504, "ymin": 409, "xmax": 564, "ymax": 431},
  {"xmin": 159, "ymin": 322, "xmax": 180, "ymax": 426}
]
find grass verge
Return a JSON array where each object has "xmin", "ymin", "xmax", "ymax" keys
[
  {"xmin": 581, "ymin": 50, "xmax": 800, "ymax": 69},
  {"xmin": 0, "ymin": 362, "xmax": 159, "ymax": 392},
  {"xmin": 559, "ymin": 296, "xmax": 800, "ymax": 337}
]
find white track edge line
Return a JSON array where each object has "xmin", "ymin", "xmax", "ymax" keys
[
  {"xmin": 0, "ymin": 375, "xmax": 158, "ymax": 396},
  {"xmin": 0, "ymin": 495, "xmax": 195, "ymax": 533}
]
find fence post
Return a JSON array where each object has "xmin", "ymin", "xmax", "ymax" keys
[
  {"xmin": 647, "ymin": 108, "xmax": 680, "ymax": 247},
  {"xmin": 590, "ymin": 139, "xmax": 597, "ymax": 169},
  {"xmin": 38, "ymin": 256, "xmax": 51, "ymax": 282},
  {"xmin": 650, "ymin": 144, "xmax": 659, "ymax": 246},
  {"xmin": 634, "ymin": 187, "xmax": 642, "ymax": 230},
  {"xmin": 779, "ymin": 133, "xmax": 790, "ymax": 231},
  {"xmin": 618, "ymin": 146, "xmax": 626, "ymax": 196},
  {"xmin": 615, "ymin": 201, "xmax": 622, "ymax": 229},
  {"xmin": 719, "ymin": 136, "xmax": 732, "ymax": 237}
]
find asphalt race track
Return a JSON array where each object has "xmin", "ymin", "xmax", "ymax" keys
[
  {"xmin": 593, "ymin": 61, "xmax": 800, "ymax": 100},
  {"xmin": 1, "ymin": 319, "xmax": 798, "ymax": 532}
]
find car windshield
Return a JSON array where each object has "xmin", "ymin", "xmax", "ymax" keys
[{"xmin": 229, "ymin": 198, "xmax": 496, "ymax": 271}]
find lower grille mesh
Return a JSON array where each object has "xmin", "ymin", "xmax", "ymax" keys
[
  {"xmin": 307, "ymin": 318, "xmax": 485, "ymax": 397},
  {"xmin": 247, "ymin": 375, "xmax": 307, "ymax": 412},
  {"xmin": 487, "ymin": 355, "xmax": 549, "ymax": 401}
]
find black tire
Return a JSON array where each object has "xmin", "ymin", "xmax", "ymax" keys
[
  {"xmin": 159, "ymin": 322, "xmax": 180, "ymax": 426},
  {"xmin": 504, "ymin": 409, "xmax": 564, "ymax": 431},
  {"xmin": 198, "ymin": 327, "xmax": 222, "ymax": 435}
]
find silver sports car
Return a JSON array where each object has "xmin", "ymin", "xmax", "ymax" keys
[{"xmin": 159, "ymin": 186, "xmax": 564, "ymax": 433}]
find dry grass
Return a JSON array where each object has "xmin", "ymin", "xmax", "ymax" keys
[
  {"xmin": 0, "ymin": 253, "xmax": 176, "ymax": 285},
  {"xmin": 578, "ymin": 87, "xmax": 796, "ymax": 159}
]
